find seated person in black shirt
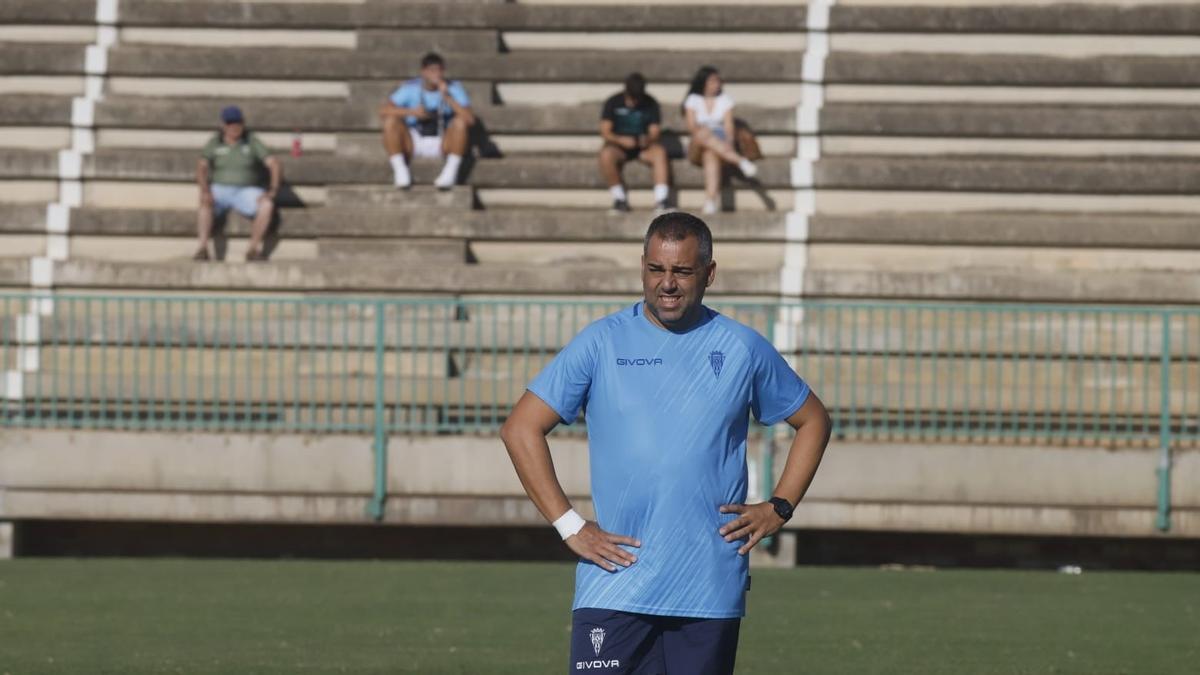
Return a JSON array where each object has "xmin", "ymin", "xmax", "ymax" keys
[{"xmin": 599, "ymin": 72, "xmax": 671, "ymax": 214}]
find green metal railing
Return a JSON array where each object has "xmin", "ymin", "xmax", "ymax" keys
[{"xmin": 2, "ymin": 294, "xmax": 1196, "ymax": 527}]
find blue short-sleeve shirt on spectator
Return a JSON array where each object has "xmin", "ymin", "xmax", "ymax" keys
[{"xmin": 389, "ymin": 78, "xmax": 471, "ymax": 132}]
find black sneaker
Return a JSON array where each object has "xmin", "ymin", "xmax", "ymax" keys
[
  {"xmin": 653, "ymin": 201, "xmax": 671, "ymax": 215},
  {"xmin": 608, "ymin": 199, "xmax": 631, "ymax": 215}
]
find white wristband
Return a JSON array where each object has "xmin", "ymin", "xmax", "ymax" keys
[{"xmin": 552, "ymin": 508, "xmax": 586, "ymax": 540}]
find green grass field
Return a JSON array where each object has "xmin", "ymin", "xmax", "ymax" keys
[{"xmin": 1, "ymin": 559, "xmax": 1196, "ymax": 674}]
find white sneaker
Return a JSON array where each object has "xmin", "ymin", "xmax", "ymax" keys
[
  {"xmin": 434, "ymin": 165, "xmax": 457, "ymax": 190},
  {"xmin": 738, "ymin": 158, "xmax": 758, "ymax": 179},
  {"xmin": 702, "ymin": 200, "xmax": 718, "ymax": 215},
  {"xmin": 393, "ymin": 164, "xmax": 411, "ymax": 189}
]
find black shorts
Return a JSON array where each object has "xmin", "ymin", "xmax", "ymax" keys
[
  {"xmin": 569, "ymin": 608, "xmax": 741, "ymax": 675},
  {"xmin": 614, "ymin": 138, "xmax": 642, "ymax": 162}
]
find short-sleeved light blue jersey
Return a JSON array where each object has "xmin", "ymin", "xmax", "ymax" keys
[
  {"xmin": 527, "ymin": 302, "xmax": 811, "ymax": 619},
  {"xmin": 388, "ymin": 78, "xmax": 471, "ymax": 130}
]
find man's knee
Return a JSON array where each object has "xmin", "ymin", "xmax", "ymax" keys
[
  {"xmin": 449, "ymin": 116, "xmax": 473, "ymax": 131},
  {"xmin": 598, "ymin": 145, "xmax": 621, "ymax": 165},
  {"xmin": 382, "ymin": 115, "xmax": 404, "ymax": 132}
]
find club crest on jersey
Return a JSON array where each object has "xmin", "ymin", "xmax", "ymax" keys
[
  {"xmin": 709, "ymin": 350, "xmax": 725, "ymax": 377},
  {"xmin": 590, "ymin": 627, "xmax": 605, "ymax": 656}
]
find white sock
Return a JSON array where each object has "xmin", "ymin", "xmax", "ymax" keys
[
  {"xmin": 702, "ymin": 200, "xmax": 718, "ymax": 215},
  {"xmin": 389, "ymin": 154, "xmax": 410, "ymax": 186},
  {"xmin": 653, "ymin": 184, "xmax": 669, "ymax": 204},
  {"xmin": 435, "ymin": 153, "xmax": 462, "ymax": 187},
  {"xmin": 609, "ymin": 185, "xmax": 627, "ymax": 202}
]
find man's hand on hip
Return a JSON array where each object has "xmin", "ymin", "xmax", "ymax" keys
[
  {"xmin": 566, "ymin": 522, "xmax": 640, "ymax": 572},
  {"xmin": 718, "ymin": 503, "xmax": 786, "ymax": 555}
]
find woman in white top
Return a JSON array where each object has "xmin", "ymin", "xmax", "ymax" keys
[{"xmin": 682, "ymin": 66, "xmax": 758, "ymax": 214}]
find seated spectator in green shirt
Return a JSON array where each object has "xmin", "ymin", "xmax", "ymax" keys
[{"xmin": 194, "ymin": 106, "xmax": 282, "ymax": 261}]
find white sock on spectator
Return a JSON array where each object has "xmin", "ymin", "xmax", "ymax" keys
[
  {"xmin": 609, "ymin": 185, "xmax": 627, "ymax": 202},
  {"xmin": 653, "ymin": 184, "xmax": 669, "ymax": 204},
  {"xmin": 435, "ymin": 154, "xmax": 462, "ymax": 188},
  {"xmin": 389, "ymin": 154, "xmax": 410, "ymax": 187}
]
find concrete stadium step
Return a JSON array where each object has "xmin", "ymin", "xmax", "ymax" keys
[
  {"xmin": 6, "ymin": 372, "xmax": 526, "ymax": 408},
  {"xmin": 823, "ymin": 83, "xmax": 1200, "ymax": 108},
  {"xmin": 825, "ymin": 53, "xmax": 1200, "ymax": 87},
  {"xmin": 84, "ymin": 96, "xmax": 798, "ymax": 134},
  {"xmin": 357, "ymin": 29, "xmax": 499, "ymax": 53},
  {"xmin": 98, "ymin": 45, "xmax": 801, "ymax": 82},
  {"xmin": 317, "ymin": 238, "xmax": 468, "ymax": 263},
  {"xmin": 0, "ymin": 149, "xmax": 792, "ymax": 190},
  {"xmin": 15, "ymin": 207, "xmax": 1196, "ymax": 251},
  {"xmin": 13, "ymin": 43, "xmax": 1197, "ymax": 89},
  {"xmin": 22, "ymin": 258, "xmax": 777, "ymax": 295},
  {"xmin": 808, "ymin": 244, "xmax": 1200, "ymax": 274},
  {"xmin": 803, "ymin": 268, "xmax": 1200, "ymax": 304},
  {"xmin": 829, "ymin": 34, "xmax": 1200, "ymax": 58},
  {"xmin": 8, "ymin": 301, "xmax": 1196, "ymax": 359},
  {"xmin": 9, "ymin": 361, "xmax": 1193, "ymax": 419},
  {"xmin": 501, "ymin": 31, "xmax": 807, "ymax": 53},
  {"xmin": 0, "ymin": 0, "xmax": 95, "ymax": 24},
  {"xmin": 814, "ymin": 156, "xmax": 1200, "ymax": 195},
  {"xmin": 7, "ymin": 150, "xmax": 1198, "ymax": 194},
  {"xmin": 0, "ymin": 44, "xmax": 85, "ymax": 76},
  {"xmin": 8, "ymin": 96, "xmax": 1192, "ymax": 143},
  {"xmin": 99, "ymin": 45, "xmax": 804, "ymax": 82},
  {"xmin": 821, "ymin": 137, "xmax": 1200, "ymax": 160},
  {"xmin": 324, "ymin": 185, "xmax": 473, "ymax": 209},
  {"xmin": 2, "ymin": 257, "xmax": 1198, "ymax": 303},
  {"xmin": 828, "ymin": 3, "xmax": 1200, "ymax": 35},
  {"xmin": 0, "ymin": 95, "xmax": 71, "ymax": 126},
  {"xmin": 809, "ymin": 212, "xmax": 1200, "ymax": 250},
  {"xmin": 820, "ymin": 103, "xmax": 1200, "ymax": 140},
  {"xmin": 0, "ymin": 205, "xmax": 787, "ymax": 241},
  {"xmin": 32, "ymin": 345, "xmax": 453, "ymax": 379},
  {"xmin": 17, "ymin": 1, "xmax": 1187, "ymax": 36},
  {"xmin": 78, "ymin": 2, "xmax": 808, "ymax": 31}
]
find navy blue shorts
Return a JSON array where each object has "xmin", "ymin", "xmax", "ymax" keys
[{"xmin": 569, "ymin": 608, "xmax": 741, "ymax": 675}]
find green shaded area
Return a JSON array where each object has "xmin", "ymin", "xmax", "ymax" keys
[{"xmin": 1, "ymin": 559, "xmax": 1196, "ymax": 674}]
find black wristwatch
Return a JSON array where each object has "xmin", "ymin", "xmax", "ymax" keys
[{"xmin": 768, "ymin": 496, "xmax": 794, "ymax": 522}]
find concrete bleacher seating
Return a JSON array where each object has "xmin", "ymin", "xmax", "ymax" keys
[{"xmin": 3, "ymin": 0, "xmax": 1200, "ymax": 303}]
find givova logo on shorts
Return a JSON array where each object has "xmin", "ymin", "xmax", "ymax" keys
[{"xmin": 576, "ymin": 627, "xmax": 620, "ymax": 670}]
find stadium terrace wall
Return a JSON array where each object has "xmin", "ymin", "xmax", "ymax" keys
[{"xmin": 1, "ymin": 296, "xmax": 1198, "ymax": 548}]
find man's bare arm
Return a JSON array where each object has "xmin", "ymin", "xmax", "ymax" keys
[
  {"xmin": 439, "ymin": 86, "xmax": 475, "ymax": 126},
  {"xmin": 500, "ymin": 391, "xmax": 573, "ymax": 522},
  {"xmin": 644, "ymin": 122, "xmax": 662, "ymax": 146},
  {"xmin": 599, "ymin": 119, "xmax": 635, "ymax": 149},
  {"xmin": 501, "ymin": 391, "xmax": 640, "ymax": 571},
  {"xmin": 771, "ymin": 393, "xmax": 832, "ymax": 507},
  {"xmin": 263, "ymin": 156, "xmax": 282, "ymax": 197},
  {"xmin": 378, "ymin": 100, "xmax": 429, "ymax": 119},
  {"xmin": 719, "ymin": 393, "xmax": 832, "ymax": 555}
]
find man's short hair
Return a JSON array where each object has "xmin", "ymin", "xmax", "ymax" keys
[
  {"xmin": 644, "ymin": 212, "xmax": 713, "ymax": 266},
  {"xmin": 624, "ymin": 72, "xmax": 647, "ymax": 101},
  {"xmin": 421, "ymin": 52, "xmax": 445, "ymax": 69}
]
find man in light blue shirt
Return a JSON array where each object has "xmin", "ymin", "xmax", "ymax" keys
[
  {"xmin": 378, "ymin": 52, "xmax": 475, "ymax": 190},
  {"xmin": 501, "ymin": 212, "xmax": 832, "ymax": 674}
]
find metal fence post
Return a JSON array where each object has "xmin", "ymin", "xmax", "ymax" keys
[
  {"xmin": 1155, "ymin": 310, "xmax": 1172, "ymax": 532},
  {"xmin": 367, "ymin": 300, "xmax": 388, "ymax": 521}
]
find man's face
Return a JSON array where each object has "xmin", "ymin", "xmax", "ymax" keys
[
  {"xmin": 421, "ymin": 64, "xmax": 445, "ymax": 89},
  {"xmin": 641, "ymin": 234, "xmax": 716, "ymax": 331},
  {"xmin": 222, "ymin": 121, "xmax": 244, "ymax": 142}
]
